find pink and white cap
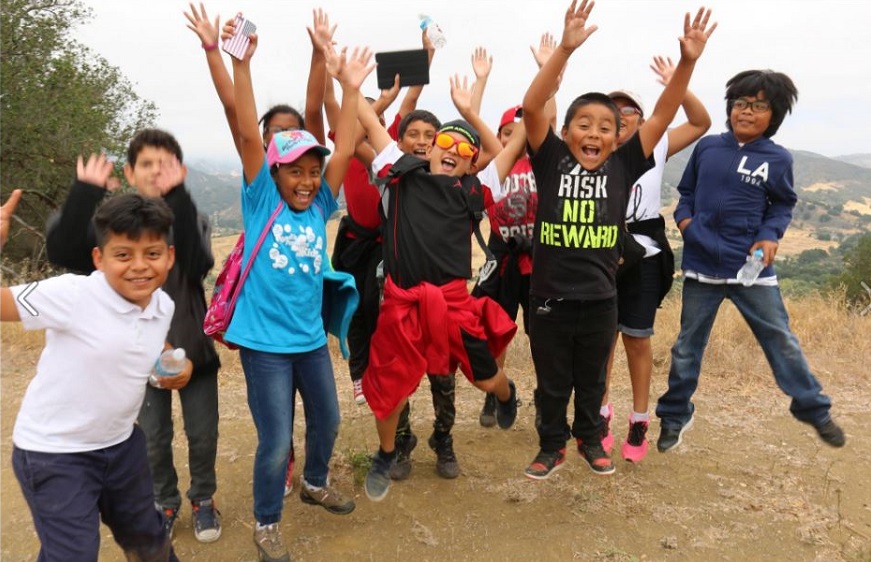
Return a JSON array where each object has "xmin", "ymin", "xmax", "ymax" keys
[{"xmin": 266, "ymin": 130, "xmax": 330, "ymax": 167}]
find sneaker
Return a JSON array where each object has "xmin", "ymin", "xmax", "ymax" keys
[
  {"xmin": 283, "ymin": 447, "xmax": 295, "ymax": 497},
  {"xmin": 620, "ymin": 418, "xmax": 650, "ymax": 463},
  {"xmin": 253, "ymin": 523, "xmax": 290, "ymax": 562},
  {"xmin": 577, "ymin": 441, "xmax": 615, "ymax": 475},
  {"xmin": 479, "ymin": 393, "xmax": 497, "ymax": 428},
  {"xmin": 427, "ymin": 433, "xmax": 460, "ymax": 479},
  {"xmin": 353, "ymin": 378, "xmax": 366, "ymax": 405},
  {"xmin": 495, "ymin": 379, "xmax": 518, "ymax": 430},
  {"xmin": 389, "ymin": 432, "xmax": 418, "ymax": 481},
  {"xmin": 524, "ymin": 448, "xmax": 566, "ymax": 480},
  {"xmin": 299, "ymin": 479, "xmax": 356, "ymax": 515},
  {"xmin": 191, "ymin": 498, "xmax": 222, "ymax": 543},
  {"xmin": 657, "ymin": 416, "xmax": 694, "ymax": 453},
  {"xmin": 600, "ymin": 404, "xmax": 614, "ymax": 455},
  {"xmin": 159, "ymin": 505, "xmax": 178, "ymax": 539},
  {"xmin": 365, "ymin": 450, "xmax": 395, "ymax": 502},
  {"xmin": 813, "ymin": 418, "xmax": 846, "ymax": 447}
]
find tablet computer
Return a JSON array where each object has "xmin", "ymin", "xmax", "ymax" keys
[{"xmin": 375, "ymin": 49, "xmax": 429, "ymax": 90}]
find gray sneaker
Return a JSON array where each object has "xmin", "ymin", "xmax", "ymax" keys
[
  {"xmin": 365, "ymin": 451, "xmax": 395, "ymax": 502},
  {"xmin": 428, "ymin": 433, "xmax": 460, "ymax": 479},
  {"xmin": 389, "ymin": 432, "xmax": 418, "ymax": 481},
  {"xmin": 299, "ymin": 479, "xmax": 355, "ymax": 515},
  {"xmin": 479, "ymin": 393, "xmax": 497, "ymax": 427},
  {"xmin": 656, "ymin": 416, "xmax": 694, "ymax": 453},
  {"xmin": 253, "ymin": 523, "xmax": 290, "ymax": 562}
]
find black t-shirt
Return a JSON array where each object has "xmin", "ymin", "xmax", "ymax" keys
[
  {"xmin": 530, "ymin": 130, "xmax": 653, "ymax": 300},
  {"xmin": 382, "ymin": 165, "xmax": 480, "ymax": 289}
]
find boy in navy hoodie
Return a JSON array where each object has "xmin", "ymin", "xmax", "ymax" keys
[{"xmin": 655, "ymin": 70, "xmax": 846, "ymax": 452}]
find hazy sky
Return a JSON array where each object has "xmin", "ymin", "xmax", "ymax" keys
[{"xmin": 73, "ymin": 0, "xmax": 871, "ymax": 162}]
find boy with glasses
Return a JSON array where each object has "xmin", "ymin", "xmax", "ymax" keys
[{"xmin": 655, "ymin": 69, "xmax": 846, "ymax": 452}]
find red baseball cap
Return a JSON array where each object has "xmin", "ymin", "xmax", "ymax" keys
[{"xmin": 498, "ymin": 105, "xmax": 523, "ymax": 131}]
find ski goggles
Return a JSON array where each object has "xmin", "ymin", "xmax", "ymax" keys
[{"xmin": 434, "ymin": 133, "xmax": 479, "ymax": 159}]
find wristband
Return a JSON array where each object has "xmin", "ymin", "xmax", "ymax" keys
[{"xmin": 202, "ymin": 43, "xmax": 218, "ymax": 51}]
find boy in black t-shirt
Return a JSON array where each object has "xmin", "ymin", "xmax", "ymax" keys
[{"xmin": 522, "ymin": 0, "xmax": 715, "ymax": 479}]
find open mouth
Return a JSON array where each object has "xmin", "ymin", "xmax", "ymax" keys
[
  {"xmin": 581, "ymin": 146, "xmax": 601, "ymax": 157},
  {"xmin": 440, "ymin": 156, "xmax": 457, "ymax": 173}
]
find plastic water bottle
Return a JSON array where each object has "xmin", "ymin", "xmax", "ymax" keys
[
  {"xmin": 419, "ymin": 14, "xmax": 446, "ymax": 49},
  {"xmin": 736, "ymin": 249, "xmax": 765, "ymax": 286},
  {"xmin": 149, "ymin": 348, "xmax": 186, "ymax": 387}
]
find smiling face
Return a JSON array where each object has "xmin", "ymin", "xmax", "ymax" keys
[
  {"xmin": 399, "ymin": 120, "xmax": 437, "ymax": 160},
  {"xmin": 273, "ymin": 151, "xmax": 323, "ymax": 211},
  {"xmin": 612, "ymin": 97, "xmax": 644, "ymax": 147},
  {"xmin": 730, "ymin": 91, "xmax": 772, "ymax": 144},
  {"xmin": 92, "ymin": 231, "xmax": 174, "ymax": 309},
  {"xmin": 561, "ymin": 102, "xmax": 619, "ymax": 170},
  {"xmin": 429, "ymin": 131, "xmax": 477, "ymax": 177}
]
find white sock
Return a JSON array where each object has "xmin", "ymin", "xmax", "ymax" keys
[
  {"xmin": 256, "ymin": 522, "xmax": 275, "ymax": 531},
  {"xmin": 302, "ymin": 477, "xmax": 323, "ymax": 492},
  {"xmin": 600, "ymin": 404, "xmax": 612, "ymax": 417},
  {"xmin": 630, "ymin": 411, "xmax": 650, "ymax": 423}
]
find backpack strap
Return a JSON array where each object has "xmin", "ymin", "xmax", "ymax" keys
[
  {"xmin": 460, "ymin": 175, "xmax": 499, "ymax": 283},
  {"xmin": 373, "ymin": 154, "xmax": 430, "ymax": 187},
  {"xmin": 229, "ymin": 201, "xmax": 283, "ymax": 311}
]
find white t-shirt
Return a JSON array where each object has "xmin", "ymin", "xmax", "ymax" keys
[
  {"xmin": 11, "ymin": 271, "xmax": 174, "ymax": 453},
  {"xmin": 626, "ymin": 135, "xmax": 669, "ymax": 257}
]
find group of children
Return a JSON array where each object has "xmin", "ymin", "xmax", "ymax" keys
[{"xmin": 0, "ymin": 1, "xmax": 846, "ymax": 561}]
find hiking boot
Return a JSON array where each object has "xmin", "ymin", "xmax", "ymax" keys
[
  {"xmin": 479, "ymin": 392, "xmax": 497, "ymax": 428},
  {"xmin": 159, "ymin": 505, "xmax": 178, "ymax": 539},
  {"xmin": 577, "ymin": 441, "xmax": 615, "ymax": 475},
  {"xmin": 365, "ymin": 450, "xmax": 395, "ymax": 502},
  {"xmin": 813, "ymin": 418, "xmax": 846, "ymax": 447},
  {"xmin": 283, "ymin": 447, "xmax": 295, "ymax": 497},
  {"xmin": 427, "ymin": 433, "xmax": 460, "ymax": 479},
  {"xmin": 191, "ymin": 498, "xmax": 222, "ymax": 543},
  {"xmin": 353, "ymin": 378, "xmax": 366, "ymax": 405},
  {"xmin": 620, "ymin": 418, "xmax": 650, "ymax": 463},
  {"xmin": 657, "ymin": 416, "xmax": 694, "ymax": 453},
  {"xmin": 524, "ymin": 448, "xmax": 566, "ymax": 480},
  {"xmin": 299, "ymin": 478, "xmax": 356, "ymax": 515},
  {"xmin": 253, "ymin": 523, "xmax": 290, "ymax": 562},
  {"xmin": 600, "ymin": 403, "xmax": 614, "ymax": 455},
  {"xmin": 389, "ymin": 432, "xmax": 418, "ymax": 481},
  {"xmin": 495, "ymin": 379, "xmax": 518, "ymax": 429}
]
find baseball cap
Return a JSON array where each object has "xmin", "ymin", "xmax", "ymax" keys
[
  {"xmin": 608, "ymin": 90, "xmax": 645, "ymax": 117},
  {"xmin": 498, "ymin": 105, "xmax": 523, "ymax": 131},
  {"xmin": 438, "ymin": 120, "xmax": 481, "ymax": 149},
  {"xmin": 267, "ymin": 130, "xmax": 331, "ymax": 167}
]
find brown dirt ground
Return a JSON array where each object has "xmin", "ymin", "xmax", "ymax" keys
[{"xmin": 2, "ymin": 219, "xmax": 870, "ymax": 562}]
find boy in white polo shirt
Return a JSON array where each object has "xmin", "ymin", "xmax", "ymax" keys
[{"xmin": 1, "ymin": 193, "xmax": 189, "ymax": 562}]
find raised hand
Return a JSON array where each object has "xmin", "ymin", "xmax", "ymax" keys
[
  {"xmin": 327, "ymin": 45, "xmax": 375, "ymax": 91},
  {"xmin": 471, "ymin": 47, "xmax": 493, "ymax": 80},
  {"xmin": 221, "ymin": 13, "xmax": 257, "ymax": 61},
  {"xmin": 679, "ymin": 7, "xmax": 716, "ymax": 62},
  {"xmin": 530, "ymin": 32, "xmax": 557, "ymax": 68},
  {"xmin": 560, "ymin": 0, "xmax": 598, "ymax": 51},
  {"xmin": 0, "ymin": 189, "xmax": 22, "ymax": 248},
  {"xmin": 184, "ymin": 2, "xmax": 220, "ymax": 47},
  {"xmin": 307, "ymin": 8, "xmax": 336, "ymax": 53},
  {"xmin": 153, "ymin": 156, "xmax": 187, "ymax": 196},
  {"xmin": 650, "ymin": 55, "xmax": 676, "ymax": 86},
  {"xmin": 449, "ymin": 74, "xmax": 474, "ymax": 115},
  {"xmin": 76, "ymin": 153, "xmax": 116, "ymax": 190}
]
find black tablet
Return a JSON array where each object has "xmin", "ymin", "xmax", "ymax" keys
[{"xmin": 375, "ymin": 49, "xmax": 429, "ymax": 90}]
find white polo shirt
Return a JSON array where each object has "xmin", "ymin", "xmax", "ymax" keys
[{"xmin": 10, "ymin": 271, "xmax": 174, "ymax": 453}]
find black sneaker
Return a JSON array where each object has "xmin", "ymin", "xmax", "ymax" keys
[
  {"xmin": 657, "ymin": 416, "xmax": 694, "ymax": 453},
  {"xmin": 524, "ymin": 448, "xmax": 566, "ymax": 480},
  {"xmin": 191, "ymin": 498, "xmax": 222, "ymax": 543},
  {"xmin": 365, "ymin": 450, "xmax": 395, "ymax": 502},
  {"xmin": 159, "ymin": 505, "xmax": 179, "ymax": 539},
  {"xmin": 427, "ymin": 433, "xmax": 460, "ymax": 479},
  {"xmin": 479, "ymin": 393, "xmax": 497, "ymax": 428},
  {"xmin": 389, "ymin": 432, "xmax": 418, "ymax": 481},
  {"xmin": 495, "ymin": 379, "xmax": 518, "ymax": 430},
  {"xmin": 577, "ymin": 441, "xmax": 615, "ymax": 475},
  {"xmin": 813, "ymin": 418, "xmax": 846, "ymax": 447}
]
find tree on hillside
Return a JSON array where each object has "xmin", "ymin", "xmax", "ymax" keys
[
  {"xmin": 831, "ymin": 233, "xmax": 871, "ymax": 308},
  {"xmin": 1, "ymin": 0, "xmax": 156, "ymax": 267}
]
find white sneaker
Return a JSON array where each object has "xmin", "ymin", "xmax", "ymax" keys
[{"xmin": 353, "ymin": 379, "xmax": 366, "ymax": 405}]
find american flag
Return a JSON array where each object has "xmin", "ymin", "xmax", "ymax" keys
[{"xmin": 222, "ymin": 16, "xmax": 256, "ymax": 60}]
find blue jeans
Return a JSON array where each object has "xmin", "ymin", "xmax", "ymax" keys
[
  {"xmin": 240, "ymin": 344, "xmax": 340, "ymax": 525},
  {"xmin": 656, "ymin": 279, "xmax": 832, "ymax": 429}
]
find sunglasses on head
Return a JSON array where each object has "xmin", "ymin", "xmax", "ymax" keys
[{"xmin": 434, "ymin": 133, "xmax": 479, "ymax": 159}]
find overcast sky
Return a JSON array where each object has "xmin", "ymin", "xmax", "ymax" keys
[{"xmin": 73, "ymin": 0, "xmax": 871, "ymax": 163}]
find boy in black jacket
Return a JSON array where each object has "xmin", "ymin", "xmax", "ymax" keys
[{"xmin": 46, "ymin": 129, "xmax": 223, "ymax": 543}]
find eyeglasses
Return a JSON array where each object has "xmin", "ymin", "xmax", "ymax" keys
[
  {"xmin": 434, "ymin": 133, "xmax": 479, "ymax": 159},
  {"xmin": 731, "ymin": 98, "xmax": 771, "ymax": 113},
  {"xmin": 265, "ymin": 125, "xmax": 297, "ymax": 135},
  {"xmin": 619, "ymin": 106, "xmax": 642, "ymax": 117}
]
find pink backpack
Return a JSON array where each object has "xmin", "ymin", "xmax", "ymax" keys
[{"xmin": 203, "ymin": 203, "xmax": 282, "ymax": 349}]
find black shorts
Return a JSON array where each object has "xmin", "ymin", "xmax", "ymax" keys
[
  {"xmin": 616, "ymin": 255, "xmax": 663, "ymax": 337},
  {"xmin": 472, "ymin": 269, "xmax": 531, "ymax": 334}
]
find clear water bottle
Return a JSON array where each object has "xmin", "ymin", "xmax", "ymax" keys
[
  {"xmin": 736, "ymin": 248, "xmax": 765, "ymax": 286},
  {"xmin": 149, "ymin": 348, "xmax": 186, "ymax": 387},
  {"xmin": 419, "ymin": 14, "xmax": 446, "ymax": 49}
]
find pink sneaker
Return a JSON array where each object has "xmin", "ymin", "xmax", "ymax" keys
[
  {"xmin": 620, "ymin": 418, "xmax": 650, "ymax": 463},
  {"xmin": 600, "ymin": 404, "xmax": 614, "ymax": 455},
  {"xmin": 353, "ymin": 379, "xmax": 366, "ymax": 405},
  {"xmin": 283, "ymin": 447, "xmax": 295, "ymax": 497}
]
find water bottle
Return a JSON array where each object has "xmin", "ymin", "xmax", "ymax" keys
[
  {"xmin": 736, "ymin": 249, "xmax": 765, "ymax": 286},
  {"xmin": 419, "ymin": 14, "xmax": 446, "ymax": 49},
  {"xmin": 149, "ymin": 348, "xmax": 186, "ymax": 387}
]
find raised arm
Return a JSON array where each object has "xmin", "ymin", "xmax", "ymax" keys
[
  {"xmin": 470, "ymin": 46, "xmax": 493, "ymax": 115},
  {"xmin": 531, "ymin": 32, "xmax": 561, "ymax": 132},
  {"xmin": 0, "ymin": 189, "xmax": 22, "ymax": 250},
  {"xmin": 649, "ymin": 55, "xmax": 711, "ymax": 157},
  {"xmin": 450, "ymin": 74, "xmax": 501, "ymax": 168},
  {"xmin": 224, "ymin": 16, "xmax": 264, "ymax": 183},
  {"xmin": 492, "ymin": 120, "xmax": 528, "ymax": 183},
  {"xmin": 637, "ymin": 8, "xmax": 716, "ymax": 158},
  {"xmin": 398, "ymin": 30, "xmax": 436, "ymax": 118},
  {"xmin": 185, "ymin": 3, "xmax": 240, "ymax": 156},
  {"xmin": 304, "ymin": 8, "xmax": 337, "ymax": 144},
  {"xmin": 357, "ymin": 90, "xmax": 394, "ymax": 156},
  {"xmin": 524, "ymin": 0, "xmax": 598, "ymax": 153}
]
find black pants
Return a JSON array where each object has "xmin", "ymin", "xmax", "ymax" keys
[{"xmin": 396, "ymin": 373, "xmax": 457, "ymax": 437}]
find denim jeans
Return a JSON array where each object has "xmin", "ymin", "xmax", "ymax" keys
[
  {"xmin": 138, "ymin": 363, "xmax": 219, "ymax": 510},
  {"xmin": 656, "ymin": 279, "xmax": 832, "ymax": 429},
  {"xmin": 240, "ymin": 344, "xmax": 340, "ymax": 525},
  {"xmin": 529, "ymin": 296, "xmax": 617, "ymax": 452}
]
